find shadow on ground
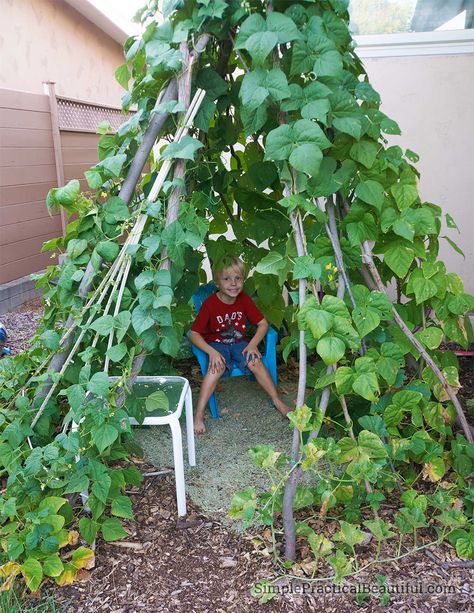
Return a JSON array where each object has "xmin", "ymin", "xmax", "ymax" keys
[{"xmin": 133, "ymin": 377, "xmax": 295, "ymax": 520}]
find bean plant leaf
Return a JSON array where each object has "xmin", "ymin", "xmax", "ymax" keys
[
  {"xmin": 101, "ymin": 518, "xmax": 128, "ymax": 542},
  {"xmin": 316, "ymin": 336, "xmax": 346, "ymax": 365}
]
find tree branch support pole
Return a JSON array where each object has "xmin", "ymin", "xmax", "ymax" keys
[
  {"xmin": 161, "ymin": 35, "xmax": 210, "ymax": 270},
  {"xmin": 283, "ymin": 278, "xmax": 347, "ymax": 560},
  {"xmin": 361, "ymin": 242, "xmax": 473, "ymax": 443}
]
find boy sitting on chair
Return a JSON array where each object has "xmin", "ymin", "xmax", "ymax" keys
[{"xmin": 190, "ymin": 256, "xmax": 293, "ymax": 434}]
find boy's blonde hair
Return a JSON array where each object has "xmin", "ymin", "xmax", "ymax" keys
[{"xmin": 212, "ymin": 255, "xmax": 246, "ymax": 283}]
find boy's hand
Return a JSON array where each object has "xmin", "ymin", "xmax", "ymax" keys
[
  {"xmin": 242, "ymin": 343, "xmax": 262, "ymax": 364},
  {"xmin": 208, "ymin": 348, "xmax": 226, "ymax": 374}
]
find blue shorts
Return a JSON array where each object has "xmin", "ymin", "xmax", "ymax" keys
[{"xmin": 208, "ymin": 341, "xmax": 252, "ymax": 376}]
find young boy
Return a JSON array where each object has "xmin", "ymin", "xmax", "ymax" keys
[{"xmin": 190, "ymin": 256, "xmax": 292, "ymax": 434}]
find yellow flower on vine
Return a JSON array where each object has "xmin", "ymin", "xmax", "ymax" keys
[
  {"xmin": 325, "ymin": 262, "xmax": 333, "ymax": 270},
  {"xmin": 328, "ymin": 274, "xmax": 334, "ymax": 281}
]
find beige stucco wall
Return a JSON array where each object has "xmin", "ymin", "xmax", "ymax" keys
[
  {"xmin": 360, "ymin": 53, "xmax": 474, "ymax": 294},
  {"xmin": 0, "ymin": 0, "xmax": 125, "ymax": 107}
]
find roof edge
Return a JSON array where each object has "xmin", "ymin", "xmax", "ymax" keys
[{"xmin": 63, "ymin": 0, "xmax": 136, "ymax": 45}]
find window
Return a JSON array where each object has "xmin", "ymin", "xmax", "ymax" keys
[
  {"xmin": 350, "ymin": 0, "xmax": 473, "ymax": 35},
  {"xmin": 350, "ymin": 1, "xmax": 474, "ymax": 56}
]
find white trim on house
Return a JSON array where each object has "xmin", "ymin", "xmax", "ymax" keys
[
  {"xmin": 354, "ymin": 29, "xmax": 474, "ymax": 57},
  {"xmin": 63, "ymin": 0, "xmax": 139, "ymax": 45}
]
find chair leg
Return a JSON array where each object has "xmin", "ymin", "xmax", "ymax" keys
[
  {"xmin": 185, "ymin": 386, "xmax": 196, "ymax": 467},
  {"xmin": 209, "ymin": 392, "xmax": 219, "ymax": 419},
  {"xmin": 269, "ymin": 359, "xmax": 278, "ymax": 388},
  {"xmin": 169, "ymin": 419, "xmax": 187, "ymax": 517}
]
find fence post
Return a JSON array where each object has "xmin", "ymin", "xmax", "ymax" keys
[{"xmin": 43, "ymin": 81, "xmax": 66, "ymax": 236}]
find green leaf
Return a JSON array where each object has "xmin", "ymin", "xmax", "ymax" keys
[
  {"xmin": 63, "ymin": 473, "xmax": 89, "ymax": 494},
  {"xmin": 101, "ymin": 517, "xmax": 128, "ymax": 542},
  {"xmin": 55, "ymin": 180, "xmax": 80, "ymax": 209},
  {"xmin": 442, "ymin": 235, "xmax": 465, "ymax": 258},
  {"xmin": 103, "ymin": 196, "xmax": 129, "ymax": 223},
  {"xmin": 355, "ymin": 180, "xmax": 385, "ymax": 211},
  {"xmin": 305, "ymin": 309, "xmax": 334, "ymax": 340},
  {"xmin": 287, "ymin": 405, "xmax": 314, "ymax": 433},
  {"xmin": 115, "ymin": 311, "xmax": 131, "ymax": 343},
  {"xmin": 264, "ymin": 124, "xmax": 293, "ymax": 160},
  {"xmin": 321, "ymin": 295, "xmax": 350, "ymax": 318},
  {"xmin": 145, "ymin": 391, "xmax": 170, "ymax": 413},
  {"xmin": 350, "ymin": 140, "xmax": 378, "ymax": 169},
  {"xmin": 352, "ymin": 373, "xmax": 379, "ymax": 402},
  {"xmin": 84, "ymin": 169, "xmax": 103, "ymax": 190},
  {"xmin": 21, "ymin": 557, "xmax": 43, "ymax": 592},
  {"xmin": 316, "ymin": 336, "xmax": 346, "ymax": 365},
  {"xmin": 391, "ymin": 183, "xmax": 418, "ymax": 211},
  {"xmin": 67, "ymin": 239, "xmax": 88, "ymax": 259},
  {"xmin": 241, "ymin": 104, "xmax": 267, "ymax": 136},
  {"xmin": 363, "ymin": 518, "xmax": 395, "ymax": 541},
  {"xmin": 93, "ymin": 424, "xmax": 118, "ymax": 454},
  {"xmin": 413, "ymin": 276, "xmax": 437, "ymax": 305},
  {"xmin": 308, "ymin": 533, "xmax": 334, "ymax": 558},
  {"xmin": 455, "ymin": 531, "xmax": 474, "ymax": 559},
  {"xmin": 416, "ymin": 327, "xmax": 443, "ymax": 350},
  {"xmin": 255, "ymin": 251, "xmax": 287, "ymax": 276},
  {"xmin": 131, "ymin": 306, "xmax": 154, "ymax": 336},
  {"xmin": 376, "ymin": 357, "xmax": 400, "ymax": 386},
  {"xmin": 289, "ymin": 143, "xmax": 323, "ymax": 176},
  {"xmin": 43, "ymin": 554, "xmax": 64, "ymax": 578},
  {"xmin": 162, "ymin": 135, "xmax": 204, "ymax": 161},
  {"xmin": 245, "ymin": 31, "xmax": 278, "ymax": 66},
  {"xmin": 266, "ymin": 12, "xmax": 301, "ymax": 43},
  {"xmin": 100, "ymin": 154, "xmax": 127, "ymax": 178},
  {"xmin": 90, "ymin": 315, "xmax": 115, "ymax": 336},
  {"xmin": 115, "ymin": 63, "xmax": 130, "ymax": 89},
  {"xmin": 40, "ymin": 330, "xmax": 60, "ymax": 351},
  {"xmin": 106, "ymin": 343, "xmax": 128, "ymax": 363},
  {"xmin": 160, "ymin": 327, "xmax": 180, "ymax": 357},
  {"xmin": 87, "ymin": 372, "xmax": 110, "ymax": 397},
  {"xmin": 334, "ymin": 521, "xmax": 365, "ymax": 547},
  {"xmin": 111, "ymin": 496, "xmax": 134, "ymax": 519},
  {"xmin": 335, "ymin": 367, "xmax": 354, "ymax": 394},
  {"xmin": 96, "ymin": 241, "xmax": 120, "ymax": 262},
  {"xmin": 352, "ymin": 307, "xmax": 380, "ymax": 337},
  {"xmin": 301, "ymin": 99, "xmax": 330, "ymax": 123},
  {"xmin": 423, "ymin": 457, "xmax": 446, "ymax": 482},
  {"xmin": 79, "ymin": 518, "xmax": 99, "ymax": 545},
  {"xmin": 384, "ymin": 244, "xmax": 414, "ymax": 277}
]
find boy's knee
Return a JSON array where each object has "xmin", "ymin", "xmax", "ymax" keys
[{"xmin": 206, "ymin": 367, "xmax": 225, "ymax": 379}]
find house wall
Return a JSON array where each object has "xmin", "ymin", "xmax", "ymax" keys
[
  {"xmin": 0, "ymin": 0, "xmax": 126, "ymax": 107},
  {"xmin": 361, "ymin": 53, "xmax": 474, "ymax": 294}
]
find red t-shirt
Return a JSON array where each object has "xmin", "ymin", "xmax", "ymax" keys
[{"xmin": 191, "ymin": 291, "xmax": 264, "ymax": 344}]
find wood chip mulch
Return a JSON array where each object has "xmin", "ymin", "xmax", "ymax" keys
[{"xmin": 2, "ymin": 299, "xmax": 474, "ymax": 612}]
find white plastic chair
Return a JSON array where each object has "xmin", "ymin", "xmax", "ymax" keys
[
  {"xmin": 124, "ymin": 376, "xmax": 196, "ymax": 517},
  {"xmin": 73, "ymin": 375, "xmax": 196, "ymax": 518}
]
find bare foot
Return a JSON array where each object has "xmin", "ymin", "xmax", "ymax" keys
[
  {"xmin": 274, "ymin": 399, "xmax": 293, "ymax": 417},
  {"xmin": 194, "ymin": 418, "xmax": 207, "ymax": 435}
]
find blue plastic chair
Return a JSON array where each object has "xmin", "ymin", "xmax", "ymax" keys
[{"xmin": 190, "ymin": 283, "xmax": 278, "ymax": 418}]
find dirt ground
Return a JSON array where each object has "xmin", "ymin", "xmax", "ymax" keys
[{"xmin": 2, "ymin": 299, "xmax": 473, "ymax": 612}]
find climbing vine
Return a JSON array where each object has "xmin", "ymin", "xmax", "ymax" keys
[{"xmin": 0, "ymin": 0, "xmax": 473, "ymax": 594}]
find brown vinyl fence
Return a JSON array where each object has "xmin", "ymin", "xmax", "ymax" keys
[{"xmin": 0, "ymin": 87, "xmax": 132, "ymax": 286}]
